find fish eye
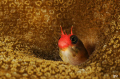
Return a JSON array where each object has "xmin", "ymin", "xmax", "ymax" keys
[{"xmin": 70, "ymin": 35, "xmax": 78, "ymax": 44}]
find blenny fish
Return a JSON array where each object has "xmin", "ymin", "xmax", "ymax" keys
[{"xmin": 58, "ymin": 26, "xmax": 89, "ymax": 65}]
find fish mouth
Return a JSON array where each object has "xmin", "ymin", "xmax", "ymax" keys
[
  {"xmin": 59, "ymin": 47, "xmax": 68, "ymax": 51},
  {"xmin": 59, "ymin": 46, "xmax": 74, "ymax": 52}
]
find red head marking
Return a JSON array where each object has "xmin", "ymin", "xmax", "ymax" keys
[
  {"xmin": 58, "ymin": 25, "xmax": 74, "ymax": 49},
  {"xmin": 71, "ymin": 25, "xmax": 73, "ymax": 35},
  {"xmin": 60, "ymin": 25, "xmax": 64, "ymax": 35}
]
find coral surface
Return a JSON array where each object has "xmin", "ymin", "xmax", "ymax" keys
[{"xmin": 0, "ymin": 0, "xmax": 120, "ymax": 79}]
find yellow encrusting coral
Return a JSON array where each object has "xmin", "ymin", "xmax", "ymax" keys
[{"xmin": 0, "ymin": 0, "xmax": 120, "ymax": 79}]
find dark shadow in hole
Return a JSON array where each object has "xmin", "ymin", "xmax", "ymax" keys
[
  {"xmin": 86, "ymin": 43, "xmax": 96, "ymax": 56},
  {"xmin": 31, "ymin": 47, "xmax": 62, "ymax": 61}
]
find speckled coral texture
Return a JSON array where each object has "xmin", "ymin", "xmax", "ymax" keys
[{"xmin": 0, "ymin": 0, "xmax": 120, "ymax": 79}]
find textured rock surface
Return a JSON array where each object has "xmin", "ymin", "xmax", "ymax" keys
[{"xmin": 0, "ymin": 0, "xmax": 120, "ymax": 78}]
